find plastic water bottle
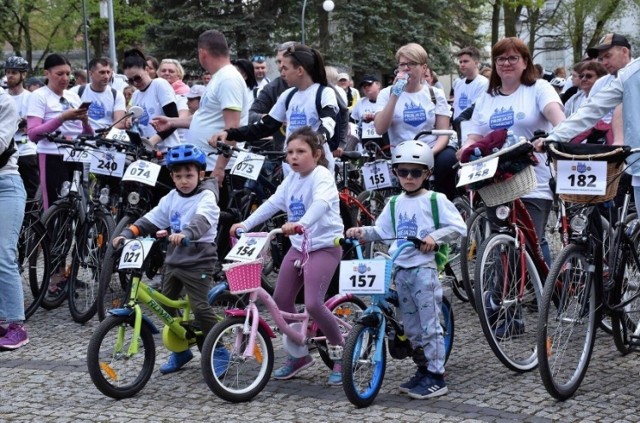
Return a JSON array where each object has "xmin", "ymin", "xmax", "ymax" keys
[
  {"xmin": 391, "ymin": 74, "xmax": 408, "ymax": 96},
  {"xmin": 503, "ymin": 130, "xmax": 517, "ymax": 150}
]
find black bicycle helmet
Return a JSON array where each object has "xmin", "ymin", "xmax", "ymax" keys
[{"xmin": 4, "ymin": 56, "xmax": 29, "ymax": 72}]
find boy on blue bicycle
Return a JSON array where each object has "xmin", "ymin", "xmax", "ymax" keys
[{"xmin": 346, "ymin": 140, "xmax": 465, "ymax": 399}]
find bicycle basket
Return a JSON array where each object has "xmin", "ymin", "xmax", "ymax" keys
[
  {"xmin": 223, "ymin": 260, "xmax": 263, "ymax": 294},
  {"xmin": 547, "ymin": 142, "xmax": 629, "ymax": 204},
  {"xmin": 477, "ymin": 165, "xmax": 536, "ymax": 207}
]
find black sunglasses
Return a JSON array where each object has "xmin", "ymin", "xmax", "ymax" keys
[
  {"xmin": 127, "ymin": 75, "xmax": 143, "ymax": 85},
  {"xmin": 395, "ymin": 168, "xmax": 426, "ymax": 178}
]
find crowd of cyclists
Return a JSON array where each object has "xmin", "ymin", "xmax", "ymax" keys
[{"xmin": 1, "ymin": 27, "xmax": 638, "ymax": 402}]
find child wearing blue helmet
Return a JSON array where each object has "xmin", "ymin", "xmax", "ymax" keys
[{"xmin": 112, "ymin": 144, "xmax": 223, "ymax": 374}]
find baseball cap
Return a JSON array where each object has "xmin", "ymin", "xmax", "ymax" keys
[
  {"xmin": 337, "ymin": 72, "xmax": 350, "ymax": 81},
  {"xmin": 587, "ymin": 33, "xmax": 631, "ymax": 57},
  {"xmin": 187, "ymin": 84, "xmax": 206, "ymax": 99},
  {"xmin": 359, "ymin": 74, "xmax": 379, "ymax": 87}
]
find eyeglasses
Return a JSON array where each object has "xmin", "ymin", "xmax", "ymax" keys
[
  {"xmin": 395, "ymin": 168, "xmax": 427, "ymax": 179},
  {"xmin": 495, "ymin": 55, "xmax": 521, "ymax": 66},
  {"xmin": 127, "ymin": 75, "xmax": 143, "ymax": 85},
  {"xmin": 579, "ymin": 73, "xmax": 596, "ymax": 80},
  {"xmin": 397, "ymin": 61, "xmax": 420, "ymax": 70}
]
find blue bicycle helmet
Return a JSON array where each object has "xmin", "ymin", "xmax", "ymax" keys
[{"xmin": 166, "ymin": 144, "xmax": 207, "ymax": 170}]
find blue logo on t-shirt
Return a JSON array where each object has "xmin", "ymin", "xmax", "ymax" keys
[
  {"xmin": 458, "ymin": 93, "xmax": 469, "ymax": 110},
  {"xmin": 489, "ymin": 107, "xmax": 514, "ymax": 129},
  {"xmin": 289, "ymin": 106, "xmax": 307, "ymax": 131},
  {"xmin": 289, "ymin": 195, "xmax": 305, "ymax": 222},
  {"xmin": 397, "ymin": 212, "xmax": 418, "ymax": 246},
  {"xmin": 139, "ymin": 106, "xmax": 151, "ymax": 126},
  {"xmin": 88, "ymin": 102, "xmax": 106, "ymax": 120},
  {"xmin": 403, "ymin": 102, "xmax": 427, "ymax": 127},
  {"xmin": 170, "ymin": 210, "xmax": 182, "ymax": 233}
]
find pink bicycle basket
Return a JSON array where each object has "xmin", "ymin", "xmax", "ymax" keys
[{"xmin": 223, "ymin": 260, "xmax": 263, "ymax": 294}]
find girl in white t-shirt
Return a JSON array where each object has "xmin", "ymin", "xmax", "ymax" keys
[{"xmin": 230, "ymin": 126, "xmax": 345, "ymax": 386}]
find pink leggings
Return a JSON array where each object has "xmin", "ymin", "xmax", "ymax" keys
[{"xmin": 273, "ymin": 246, "xmax": 343, "ymax": 346}]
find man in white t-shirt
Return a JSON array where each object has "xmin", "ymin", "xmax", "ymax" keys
[
  {"xmin": 351, "ymin": 75, "xmax": 388, "ymax": 150},
  {"xmin": 451, "ymin": 47, "xmax": 488, "ymax": 140},
  {"xmin": 77, "ymin": 57, "xmax": 127, "ymax": 131},
  {"xmin": 252, "ymin": 55, "xmax": 270, "ymax": 91},
  {"xmin": 4, "ymin": 56, "xmax": 39, "ymax": 199}
]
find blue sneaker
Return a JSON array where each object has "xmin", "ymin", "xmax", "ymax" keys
[
  {"xmin": 408, "ymin": 373, "xmax": 448, "ymax": 399},
  {"xmin": 159, "ymin": 349, "xmax": 194, "ymax": 374},
  {"xmin": 273, "ymin": 355, "xmax": 314, "ymax": 380},
  {"xmin": 483, "ymin": 291, "xmax": 500, "ymax": 326},
  {"xmin": 327, "ymin": 360, "xmax": 342, "ymax": 386},
  {"xmin": 399, "ymin": 370, "xmax": 427, "ymax": 394},
  {"xmin": 213, "ymin": 345, "xmax": 231, "ymax": 377}
]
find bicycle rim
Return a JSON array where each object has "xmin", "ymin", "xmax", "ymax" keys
[
  {"xmin": 41, "ymin": 202, "xmax": 76, "ymax": 309},
  {"xmin": 460, "ymin": 208, "xmax": 490, "ymax": 311},
  {"xmin": 611, "ymin": 234, "xmax": 640, "ymax": 354},
  {"xmin": 20, "ymin": 219, "xmax": 51, "ymax": 319}
]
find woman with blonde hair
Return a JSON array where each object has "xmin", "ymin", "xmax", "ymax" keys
[{"xmin": 158, "ymin": 58, "xmax": 189, "ymax": 95}]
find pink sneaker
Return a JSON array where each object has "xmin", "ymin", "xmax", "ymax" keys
[{"xmin": 0, "ymin": 323, "xmax": 29, "ymax": 350}]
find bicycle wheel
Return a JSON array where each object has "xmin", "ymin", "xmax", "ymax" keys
[
  {"xmin": 342, "ymin": 321, "xmax": 387, "ymax": 408},
  {"xmin": 352, "ymin": 191, "xmax": 388, "ymax": 258},
  {"xmin": 97, "ymin": 215, "xmax": 134, "ymax": 321},
  {"xmin": 611, "ymin": 226, "xmax": 640, "ymax": 354},
  {"xmin": 317, "ymin": 295, "xmax": 367, "ymax": 369},
  {"xmin": 86, "ymin": 314, "xmax": 156, "ymax": 399},
  {"xmin": 209, "ymin": 291, "xmax": 246, "ymax": 321},
  {"xmin": 41, "ymin": 201, "xmax": 76, "ymax": 309},
  {"xmin": 440, "ymin": 296, "xmax": 455, "ymax": 363},
  {"xmin": 19, "ymin": 218, "xmax": 51, "ymax": 319},
  {"xmin": 474, "ymin": 233, "xmax": 543, "ymax": 372},
  {"xmin": 69, "ymin": 209, "xmax": 115, "ymax": 323},
  {"xmin": 201, "ymin": 316, "xmax": 274, "ymax": 403},
  {"xmin": 537, "ymin": 244, "xmax": 597, "ymax": 400},
  {"xmin": 459, "ymin": 208, "xmax": 490, "ymax": 311}
]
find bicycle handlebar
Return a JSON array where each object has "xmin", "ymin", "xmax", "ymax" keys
[{"xmin": 413, "ymin": 129, "xmax": 456, "ymax": 140}]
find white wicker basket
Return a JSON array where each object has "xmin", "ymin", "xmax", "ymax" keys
[{"xmin": 477, "ymin": 165, "xmax": 537, "ymax": 207}]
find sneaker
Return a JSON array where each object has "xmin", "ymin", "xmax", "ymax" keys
[
  {"xmin": 483, "ymin": 291, "xmax": 500, "ymax": 326},
  {"xmin": 159, "ymin": 349, "xmax": 194, "ymax": 374},
  {"xmin": 495, "ymin": 319, "xmax": 525, "ymax": 340},
  {"xmin": 408, "ymin": 373, "xmax": 448, "ymax": 399},
  {"xmin": 327, "ymin": 360, "xmax": 342, "ymax": 386},
  {"xmin": 273, "ymin": 355, "xmax": 314, "ymax": 380},
  {"xmin": 399, "ymin": 370, "xmax": 427, "ymax": 394},
  {"xmin": 0, "ymin": 325, "xmax": 7, "ymax": 338},
  {"xmin": 47, "ymin": 277, "xmax": 68, "ymax": 296},
  {"xmin": 0, "ymin": 323, "xmax": 29, "ymax": 350},
  {"xmin": 213, "ymin": 345, "xmax": 231, "ymax": 377}
]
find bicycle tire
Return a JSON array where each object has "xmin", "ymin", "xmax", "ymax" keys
[
  {"xmin": 342, "ymin": 321, "xmax": 387, "ymax": 408},
  {"xmin": 69, "ymin": 208, "xmax": 116, "ymax": 323},
  {"xmin": 87, "ymin": 314, "xmax": 156, "ymax": 399},
  {"xmin": 441, "ymin": 296, "xmax": 455, "ymax": 363},
  {"xmin": 40, "ymin": 201, "xmax": 76, "ymax": 310},
  {"xmin": 474, "ymin": 233, "xmax": 543, "ymax": 372},
  {"xmin": 611, "ymin": 225, "xmax": 640, "ymax": 355},
  {"xmin": 200, "ymin": 316, "xmax": 274, "ymax": 403},
  {"xmin": 317, "ymin": 295, "xmax": 367, "ymax": 369},
  {"xmin": 97, "ymin": 215, "xmax": 134, "ymax": 321},
  {"xmin": 19, "ymin": 218, "xmax": 51, "ymax": 319},
  {"xmin": 537, "ymin": 244, "xmax": 597, "ymax": 400},
  {"xmin": 459, "ymin": 208, "xmax": 490, "ymax": 311}
]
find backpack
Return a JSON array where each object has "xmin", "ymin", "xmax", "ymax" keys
[
  {"xmin": 389, "ymin": 192, "xmax": 450, "ymax": 273},
  {"xmin": 0, "ymin": 140, "xmax": 17, "ymax": 168},
  {"xmin": 78, "ymin": 85, "xmax": 118, "ymax": 102},
  {"xmin": 285, "ymin": 85, "xmax": 349, "ymax": 151}
]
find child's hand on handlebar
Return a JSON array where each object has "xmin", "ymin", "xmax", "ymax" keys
[
  {"xmin": 230, "ymin": 223, "xmax": 247, "ymax": 237},
  {"xmin": 168, "ymin": 233, "xmax": 186, "ymax": 246},
  {"xmin": 281, "ymin": 222, "xmax": 303, "ymax": 236},
  {"xmin": 345, "ymin": 227, "xmax": 365, "ymax": 242},
  {"xmin": 420, "ymin": 235, "xmax": 437, "ymax": 253}
]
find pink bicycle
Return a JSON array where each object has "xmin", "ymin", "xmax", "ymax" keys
[{"xmin": 200, "ymin": 228, "xmax": 365, "ymax": 403}]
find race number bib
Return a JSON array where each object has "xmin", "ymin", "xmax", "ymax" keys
[
  {"xmin": 105, "ymin": 128, "xmax": 130, "ymax": 142},
  {"xmin": 90, "ymin": 150, "xmax": 126, "ymax": 177},
  {"xmin": 361, "ymin": 123, "xmax": 379, "ymax": 139},
  {"xmin": 231, "ymin": 151, "xmax": 265, "ymax": 181},
  {"xmin": 225, "ymin": 232, "xmax": 269, "ymax": 262},
  {"xmin": 556, "ymin": 160, "xmax": 607, "ymax": 195},
  {"xmin": 339, "ymin": 259, "xmax": 388, "ymax": 295},
  {"xmin": 362, "ymin": 160, "xmax": 393, "ymax": 190},
  {"xmin": 61, "ymin": 147, "xmax": 92, "ymax": 163},
  {"xmin": 122, "ymin": 160, "xmax": 161, "ymax": 186},
  {"xmin": 118, "ymin": 238, "xmax": 155, "ymax": 270},
  {"xmin": 457, "ymin": 157, "xmax": 499, "ymax": 187}
]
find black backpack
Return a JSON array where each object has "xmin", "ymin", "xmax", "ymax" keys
[
  {"xmin": 78, "ymin": 85, "xmax": 118, "ymax": 102},
  {"xmin": 285, "ymin": 85, "xmax": 349, "ymax": 151},
  {"xmin": 0, "ymin": 140, "xmax": 17, "ymax": 168}
]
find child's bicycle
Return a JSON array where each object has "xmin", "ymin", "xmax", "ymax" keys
[
  {"xmin": 338, "ymin": 236, "xmax": 454, "ymax": 408},
  {"xmin": 200, "ymin": 228, "xmax": 366, "ymax": 403},
  {"xmin": 86, "ymin": 232, "xmax": 243, "ymax": 399}
]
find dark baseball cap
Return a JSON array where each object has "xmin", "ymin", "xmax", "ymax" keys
[
  {"xmin": 359, "ymin": 75, "xmax": 379, "ymax": 87},
  {"xmin": 587, "ymin": 33, "xmax": 631, "ymax": 57}
]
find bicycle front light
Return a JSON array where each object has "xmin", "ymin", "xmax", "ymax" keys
[
  {"xmin": 495, "ymin": 205, "xmax": 510, "ymax": 220},
  {"xmin": 127, "ymin": 191, "xmax": 141, "ymax": 205},
  {"xmin": 570, "ymin": 214, "xmax": 588, "ymax": 234},
  {"xmin": 60, "ymin": 181, "xmax": 71, "ymax": 198}
]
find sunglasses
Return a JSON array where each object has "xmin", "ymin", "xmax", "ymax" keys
[
  {"xmin": 395, "ymin": 168, "xmax": 426, "ymax": 178},
  {"xmin": 127, "ymin": 74, "xmax": 143, "ymax": 85},
  {"xmin": 251, "ymin": 55, "xmax": 266, "ymax": 63},
  {"xmin": 579, "ymin": 73, "xmax": 596, "ymax": 80}
]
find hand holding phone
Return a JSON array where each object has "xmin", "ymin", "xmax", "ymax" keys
[{"xmin": 79, "ymin": 101, "xmax": 92, "ymax": 110}]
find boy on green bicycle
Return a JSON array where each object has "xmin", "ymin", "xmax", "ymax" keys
[
  {"xmin": 346, "ymin": 140, "xmax": 465, "ymax": 399},
  {"xmin": 112, "ymin": 144, "xmax": 224, "ymax": 374}
]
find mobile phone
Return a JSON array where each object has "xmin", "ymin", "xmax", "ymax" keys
[{"xmin": 79, "ymin": 101, "xmax": 92, "ymax": 110}]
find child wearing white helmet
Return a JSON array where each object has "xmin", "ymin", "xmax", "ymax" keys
[{"xmin": 346, "ymin": 139, "xmax": 466, "ymax": 399}]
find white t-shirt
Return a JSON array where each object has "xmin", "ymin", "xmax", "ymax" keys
[
  {"xmin": 9, "ymin": 89, "xmax": 37, "ymax": 156},
  {"xmin": 188, "ymin": 64, "xmax": 250, "ymax": 171},
  {"xmin": 131, "ymin": 78, "xmax": 181, "ymax": 152},
  {"xmin": 452, "ymin": 74, "xmax": 488, "ymax": 119},
  {"xmin": 174, "ymin": 94, "xmax": 190, "ymax": 143},
  {"xmin": 78, "ymin": 85, "xmax": 126, "ymax": 131},
  {"xmin": 376, "ymin": 84, "xmax": 451, "ymax": 149},
  {"xmin": 243, "ymin": 165, "xmax": 343, "ymax": 251},
  {"xmin": 468, "ymin": 79, "xmax": 562, "ymax": 200},
  {"xmin": 27, "ymin": 85, "xmax": 85, "ymax": 155},
  {"xmin": 351, "ymin": 97, "xmax": 384, "ymax": 140}
]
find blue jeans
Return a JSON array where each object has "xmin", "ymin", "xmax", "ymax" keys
[{"xmin": 0, "ymin": 174, "xmax": 26, "ymax": 322}]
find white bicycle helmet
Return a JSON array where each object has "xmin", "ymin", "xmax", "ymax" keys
[
  {"xmin": 391, "ymin": 140, "xmax": 435, "ymax": 169},
  {"xmin": 550, "ymin": 77, "xmax": 565, "ymax": 88}
]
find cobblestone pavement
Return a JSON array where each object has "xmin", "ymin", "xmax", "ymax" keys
[{"xmin": 2, "ymin": 292, "xmax": 640, "ymax": 423}]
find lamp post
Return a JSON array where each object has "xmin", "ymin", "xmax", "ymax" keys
[
  {"xmin": 301, "ymin": 0, "xmax": 335, "ymax": 45},
  {"xmin": 100, "ymin": 0, "xmax": 117, "ymax": 70}
]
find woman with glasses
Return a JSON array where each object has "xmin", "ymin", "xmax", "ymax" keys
[
  {"xmin": 564, "ymin": 61, "xmax": 608, "ymax": 117},
  {"xmin": 374, "ymin": 43, "xmax": 456, "ymax": 200},
  {"xmin": 458, "ymin": 37, "xmax": 565, "ymax": 262}
]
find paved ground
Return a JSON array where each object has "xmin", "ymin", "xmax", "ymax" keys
[{"xmin": 2, "ymin": 292, "xmax": 640, "ymax": 423}]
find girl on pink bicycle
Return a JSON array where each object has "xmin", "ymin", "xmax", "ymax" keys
[{"xmin": 230, "ymin": 126, "xmax": 345, "ymax": 385}]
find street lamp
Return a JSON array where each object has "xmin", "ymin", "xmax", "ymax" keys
[{"xmin": 301, "ymin": 0, "xmax": 335, "ymax": 45}]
